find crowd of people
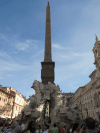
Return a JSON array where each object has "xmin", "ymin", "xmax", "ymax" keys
[{"xmin": 0, "ymin": 117, "xmax": 100, "ymax": 133}]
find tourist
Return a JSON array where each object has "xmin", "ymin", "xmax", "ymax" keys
[
  {"xmin": 35, "ymin": 125, "xmax": 42, "ymax": 133},
  {"xmin": 14, "ymin": 120, "xmax": 23, "ymax": 133},
  {"xmin": 27, "ymin": 121, "xmax": 36, "ymax": 133},
  {"xmin": 51, "ymin": 123, "xmax": 59, "ymax": 133},
  {"xmin": 5, "ymin": 122, "xmax": 11, "ymax": 130},
  {"xmin": 72, "ymin": 123, "xmax": 79, "ymax": 133},
  {"xmin": 2, "ymin": 122, "xmax": 7, "ymax": 132},
  {"xmin": 62, "ymin": 126, "xmax": 66, "ymax": 133},
  {"xmin": 43, "ymin": 125, "xmax": 49, "ymax": 133},
  {"xmin": 69, "ymin": 124, "xmax": 73, "ymax": 133},
  {"xmin": 4, "ymin": 122, "xmax": 18, "ymax": 133},
  {"xmin": 0, "ymin": 122, "xmax": 3, "ymax": 133},
  {"xmin": 94, "ymin": 123, "xmax": 99, "ymax": 133},
  {"xmin": 98, "ymin": 125, "xmax": 100, "ymax": 132},
  {"xmin": 7, "ymin": 119, "xmax": 11, "ymax": 125},
  {"xmin": 80, "ymin": 124, "xmax": 86, "ymax": 133},
  {"xmin": 79, "ymin": 117, "xmax": 96, "ymax": 133},
  {"xmin": 26, "ymin": 121, "xmax": 33, "ymax": 133},
  {"xmin": 61, "ymin": 123, "xmax": 65, "ymax": 133},
  {"xmin": 21, "ymin": 120, "xmax": 25, "ymax": 131}
]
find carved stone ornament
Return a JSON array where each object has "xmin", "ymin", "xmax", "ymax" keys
[{"xmin": 94, "ymin": 93, "xmax": 99, "ymax": 107}]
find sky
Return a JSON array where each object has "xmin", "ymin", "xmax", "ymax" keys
[{"xmin": 0, "ymin": 0, "xmax": 100, "ymax": 99}]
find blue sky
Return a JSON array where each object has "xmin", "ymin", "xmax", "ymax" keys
[{"xmin": 0, "ymin": 0, "xmax": 100, "ymax": 98}]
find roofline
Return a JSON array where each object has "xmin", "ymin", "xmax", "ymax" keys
[{"xmin": 89, "ymin": 69, "xmax": 96, "ymax": 78}]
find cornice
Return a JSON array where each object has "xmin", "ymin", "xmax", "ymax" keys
[{"xmin": 89, "ymin": 69, "xmax": 96, "ymax": 78}]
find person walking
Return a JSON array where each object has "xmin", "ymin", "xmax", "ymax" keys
[
  {"xmin": 27, "ymin": 121, "xmax": 36, "ymax": 133},
  {"xmin": 61, "ymin": 123, "xmax": 66, "ymax": 133},
  {"xmin": 79, "ymin": 117, "xmax": 96, "ymax": 133},
  {"xmin": 4, "ymin": 122, "xmax": 18, "ymax": 133},
  {"xmin": 69, "ymin": 124, "xmax": 73, "ymax": 133},
  {"xmin": 62, "ymin": 126, "xmax": 66, "ymax": 133},
  {"xmin": 51, "ymin": 123, "xmax": 59, "ymax": 133},
  {"xmin": 43, "ymin": 125, "xmax": 49, "ymax": 133},
  {"xmin": 0, "ymin": 122, "xmax": 3, "ymax": 133},
  {"xmin": 35, "ymin": 125, "xmax": 42, "ymax": 133},
  {"xmin": 72, "ymin": 123, "xmax": 79, "ymax": 133},
  {"xmin": 14, "ymin": 120, "xmax": 22, "ymax": 133}
]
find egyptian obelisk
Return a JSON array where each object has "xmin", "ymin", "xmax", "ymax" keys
[{"xmin": 41, "ymin": 1, "xmax": 55, "ymax": 85}]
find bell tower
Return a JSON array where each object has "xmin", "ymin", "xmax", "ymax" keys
[{"xmin": 41, "ymin": 1, "xmax": 55, "ymax": 85}]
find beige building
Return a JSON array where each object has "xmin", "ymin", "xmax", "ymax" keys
[
  {"xmin": 0, "ymin": 86, "xmax": 28, "ymax": 119},
  {"xmin": 72, "ymin": 36, "xmax": 100, "ymax": 121}
]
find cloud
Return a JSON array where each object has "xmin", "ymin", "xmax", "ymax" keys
[
  {"xmin": 0, "ymin": 51, "xmax": 28, "ymax": 79},
  {"xmin": 52, "ymin": 43, "xmax": 70, "ymax": 50},
  {"xmin": 0, "ymin": 32, "xmax": 39, "ymax": 52},
  {"xmin": 32, "ymin": 50, "xmax": 44, "ymax": 59},
  {"xmin": 16, "ymin": 43, "xmax": 29, "ymax": 51},
  {"xmin": 0, "ymin": 52, "xmax": 11, "ymax": 57},
  {"xmin": 54, "ymin": 50, "xmax": 95, "ymax": 85},
  {"xmin": 15, "ymin": 39, "xmax": 39, "ymax": 51},
  {"xmin": 0, "ymin": 59, "xmax": 27, "ymax": 71},
  {"xmin": 26, "ymin": 39, "xmax": 38, "ymax": 43}
]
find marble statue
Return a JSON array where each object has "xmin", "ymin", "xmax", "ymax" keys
[
  {"xmin": 94, "ymin": 50, "xmax": 97, "ymax": 59},
  {"xmin": 18, "ymin": 80, "xmax": 81, "ymax": 130}
]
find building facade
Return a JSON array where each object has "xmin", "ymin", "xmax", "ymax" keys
[
  {"xmin": 72, "ymin": 36, "xmax": 100, "ymax": 121},
  {"xmin": 0, "ymin": 86, "xmax": 28, "ymax": 119}
]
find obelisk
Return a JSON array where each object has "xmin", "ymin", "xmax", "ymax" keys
[{"xmin": 41, "ymin": 1, "xmax": 55, "ymax": 85}]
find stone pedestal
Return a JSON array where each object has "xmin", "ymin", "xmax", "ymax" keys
[{"xmin": 41, "ymin": 61, "xmax": 55, "ymax": 85}]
